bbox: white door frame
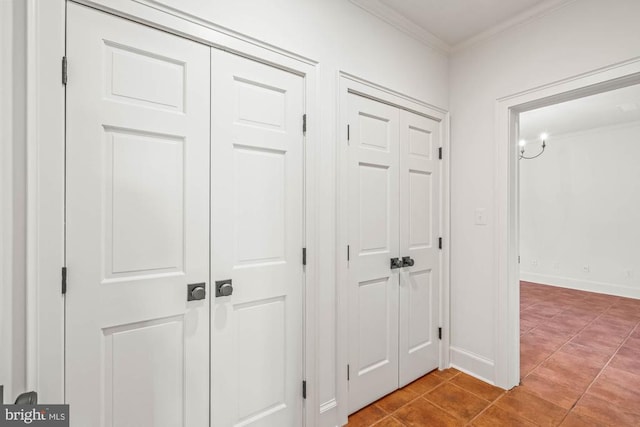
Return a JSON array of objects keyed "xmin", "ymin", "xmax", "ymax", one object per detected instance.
[
  {"xmin": 26, "ymin": 1, "xmax": 319, "ymax": 425},
  {"xmin": 494, "ymin": 57, "xmax": 640, "ymax": 389},
  {"xmin": 336, "ymin": 72, "xmax": 450, "ymax": 425}
]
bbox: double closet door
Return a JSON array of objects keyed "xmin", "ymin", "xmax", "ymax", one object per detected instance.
[
  {"xmin": 65, "ymin": 3, "xmax": 305, "ymax": 426},
  {"xmin": 347, "ymin": 93, "xmax": 441, "ymax": 413}
]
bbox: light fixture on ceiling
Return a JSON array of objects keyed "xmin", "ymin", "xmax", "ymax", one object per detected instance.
[{"xmin": 519, "ymin": 133, "xmax": 547, "ymax": 160}]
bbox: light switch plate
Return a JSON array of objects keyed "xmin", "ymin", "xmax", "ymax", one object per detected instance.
[{"xmin": 475, "ymin": 208, "xmax": 487, "ymax": 225}]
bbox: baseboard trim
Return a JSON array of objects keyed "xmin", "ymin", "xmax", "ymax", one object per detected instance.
[
  {"xmin": 449, "ymin": 347, "xmax": 495, "ymax": 385},
  {"xmin": 520, "ymin": 272, "xmax": 640, "ymax": 299}
]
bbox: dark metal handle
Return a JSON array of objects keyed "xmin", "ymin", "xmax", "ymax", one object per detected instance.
[
  {"xmin": 187, "ymin": 283, "xmax": 206, "ymax": 301},
  {"xmin": 216, "ymin": 279, "xmax": 233, "ymax": 297},
  {"xmin": 402, "ymin": 256, "xmax": 415, "ymax": 267},
  {"xmin": 390, "ymin": 257, "xmax": 402, "ymax": 269}
]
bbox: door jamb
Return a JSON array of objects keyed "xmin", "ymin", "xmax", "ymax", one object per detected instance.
[
  {"xmin": 494, "ymin": 58, "xmax": 640, "ymax": 389},
  {"xmin": 336, "ymin": 72, "xmax": 450, "ymax": 425},
  {"xmin": 28, "ymin": 2, "xmax": 319, "ymax": 426}
]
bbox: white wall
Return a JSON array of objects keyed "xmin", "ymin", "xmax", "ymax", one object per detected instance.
[
  {"xmin": 6, "ymin": 0, "xmax": 449, "ymax": 422},
  {"xmin": 1, "ymin": 0, "xmax": 27, "ymax": 404},
  {"xmin": 449, "ymin": 0, "xmax": 640, "ymax": 383},
  {"xmin": 520, "ymin": 122, "xmax": 640, "ymax": 298}
]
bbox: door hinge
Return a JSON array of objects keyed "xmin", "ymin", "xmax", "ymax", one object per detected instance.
[
  {"xmin": 62, "ymin": 56, "xmax": 68, "ymax": 85},
  {"xmin": 302, "ymin": 114, "xmax": 307, "ymax": 135},
  {"xmin": 438, "ymin": 237, "xmax": 442, "ymax": 250},
  {"xmin": 438, "ymin": 147, "xmax": 442, "ymax": 160},
  {"xmin": 518, "ymin": 255, "xmax": 521, "ymax": 264},
  {"xmin": 438, "ymin": 327, "xmax": 442, "ymax": 340},
  {"xmin": 347, "ymin": 364, "xmax": 350, "ymax": 381},
  {"xmin": 302, "ymin": 248, "xmax": 307, "ymax": 266},
  {"xmin": 347, "ymin": 245, "xmax": 350, "ymax": 261},
  {"xmin": 347, "ymin": 124, "xmax": 350, "ymax": 142},
  {"xmin": 302, "ymin": 380, "xmax": 307, "ymax": 399},
  {"xmin": 61, "ymin": 267, "xmax": 67, "ymax": 294}
]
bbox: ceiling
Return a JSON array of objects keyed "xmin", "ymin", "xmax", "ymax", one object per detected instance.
[
  {"xmin": 520, "ymin": 84, "xmax": 640, "ymax": 142},
  {"xmin": 350, "ymin": 0, "xmax": 574, "ymax": 50}
]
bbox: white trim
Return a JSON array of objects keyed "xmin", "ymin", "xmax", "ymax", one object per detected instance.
[
  {"xmin": 450, "ymin": 347, "xmax": 495, "ymax": 384},
  {"xmin": 26, "ymin": 0, "xmax": 66, "ymax": 403},
  {"xmin": 525, "ymin": 118, "xmax": 640, "ymax": 143},
  {"xmin": 302, "ymin": 57, "xmax": 320, "ymax": 427},
  {"xmin": 348, "ymin": 0, "xmax": 576, "ymax": 55},
  {"xmin": 494, "ymin": 56, "xmax": 640, "ymax": 389},
  {"xmin": 452, "ymin": 0, "xmax": 576, "ymax": 52},
  {"xmin": 440, "ymin": 112, "xmax": 451, "ymax": 371},
  {"xmin": 348, "ymin": 0, "xmax": 450, "ymax": 54},
  {"xmin": 1, "ymin": 0, "xmax": 15, "ymax": 403},
  {"xmin": 520, "ymin": 272, "xmax": 640, "ymax": 300},
  {"xmin": 336, "ymin": 72, "xmax": 450, "ymax": 424},
  {"xmin": 74, "ymin": 0, "xmax": 317, "ymax": 68}
]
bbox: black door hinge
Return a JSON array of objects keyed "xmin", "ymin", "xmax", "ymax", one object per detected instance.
[
  {"xmin": 302, "ymin": 380, "xmax": 307, "ymax": 399},
  {"xmin": 438, "ymin": 147, "xmax": 442, "ymax": 160},
  {"xmin": 62, "ymin": 56, "xmax": 68, "ymax": 85},
  {"xmin": 438, "ymin": 237, "xmax": 442, "ymax": 250},
  {"xmin": 302, "ymin": 114, "xmax": 307, "ymax": 135},
  {"xmin": 61, "ymin": 267, "xmax": 67, "ymax": 294},
  {"xmin": 347, "ymin": 245, "xmax": 350, "ymax": 261},
  {"xmin": 347, "ymin": 124, "xmax": 350, "ymax": 141},
  {"xmin": 302, "ymin": 248, "xmax": 307, "ymax": 266},
  {"xmin": 347, "ymin": 364, "xmax": 350, "ymax": 381},
  {"xmin": 438, "ymin": 327, "xmax": 442, "ymax": 340}
]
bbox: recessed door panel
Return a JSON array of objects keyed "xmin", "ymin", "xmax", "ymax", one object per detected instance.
[
  {"xmin": 66, "ymin": 4, "xmax": 210, "ymax": 426},
  {"xmin": 211, "ymin": 48, "xmax": 304, "ymax": 427},
  {"xmin": 107, "ymin": 317, "xmax": 185, "ymax": 427}
]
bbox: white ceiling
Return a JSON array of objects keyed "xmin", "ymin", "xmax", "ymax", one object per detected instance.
[
  {"xmin": 350, "ymin": 0, "xmax": 574, "ymax": 50},
  {"xmin": 520, "ymin": 84, "xmax": 640, "ymax": 142}
]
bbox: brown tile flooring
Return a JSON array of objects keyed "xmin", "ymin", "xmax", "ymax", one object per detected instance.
[{"xmin": 347, "ymin": 281, "xmax": 640, "ymax": 426}]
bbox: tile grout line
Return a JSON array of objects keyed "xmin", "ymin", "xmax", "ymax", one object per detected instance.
[
  {"xmin": 520, "ymin": 298, "xmax": 616, "ymax": 383},
  {"xmin": 519, "ymin": 287, "xmax": 626, "ymax": 426},
  {"xmin": 569, "ymin": 320, "xmax": 640, "ymax": 414},
  {"xmin": 370, "ymin": 371, "xmax": 460, "ymax": 427},
  {"xmin": 557, "ymin": 319, "xmax": 640, "ymax": 426},
  {"xmin": 522, "ymin": 286, "xmax": 640, "ymax": 426}
]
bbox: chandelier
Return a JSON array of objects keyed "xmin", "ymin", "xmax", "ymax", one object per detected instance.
[{"xmin": 519, "ymin": 133, "xmax": 547, "ymax": 160}]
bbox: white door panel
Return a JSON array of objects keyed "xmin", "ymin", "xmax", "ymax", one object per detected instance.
[
  {"xmin": 66, "ymin": 4, "xmax": 210, "ymax": 426},
  {"xmin": 348, "ymin": 94, "xmax": 400, "ymax": 413},
  {"xmin": 399, "ymin": 111, "xmax": 441, "ymax": 387},
  {"xmin": 210, "ymin": 49, "xmax": 305, "ymax": 427}
]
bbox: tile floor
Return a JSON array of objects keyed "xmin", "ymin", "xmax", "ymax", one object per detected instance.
[{"xmin": 347, "ymin": 281, "xmax": 640, "ymax": 426}]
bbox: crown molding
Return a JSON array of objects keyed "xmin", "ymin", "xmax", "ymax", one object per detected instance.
[
  {"xmin": 351, "ymin": 0, "xmax": 576, "ymax": 56},
  {"xmin": 349, "ymin": 0, "xmax": 450, "ymax": 54},
  {"xmin": 452, "ymin": 0, "xmax": 577, "ymax": 52}
]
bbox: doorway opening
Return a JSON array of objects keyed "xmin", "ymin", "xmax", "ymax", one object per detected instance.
[{"xmin": 494, "ymin": 60, "xmax": 640, "ymax": 391}]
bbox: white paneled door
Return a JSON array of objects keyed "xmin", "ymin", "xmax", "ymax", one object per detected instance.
[
  {"xmin": 348, "ymin": 94, "xmax": 441, "ymax": 413},
  {"xmin": 66, "ymin": 4, "xmax": 210, "ymax": 426},
  {"xmin": 347, "ymin": 95, "xmax": 401, "ymax": 413},
  {"xmin": 398, "ymin": 111, "xmax": 441, "ymax": 387},
  {"xmin": 210, "ymin": 49, "xmax": 305, "ymax": 426}
]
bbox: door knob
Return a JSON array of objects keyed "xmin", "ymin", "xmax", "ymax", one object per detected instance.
[
  {"xmin": 402, "ymin": 256, "xmax": 415, "ymax": 267},
  {"xmin": 215, "ymin": 279, "xmax": 233, "ymax": 297},
  {"xmin": 187, "ymin": 283, "xmax": 206, "ymax": 301},
  {"xmin": 390, "ymin": 257, "xmax": 402, "ymax": 269}
]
